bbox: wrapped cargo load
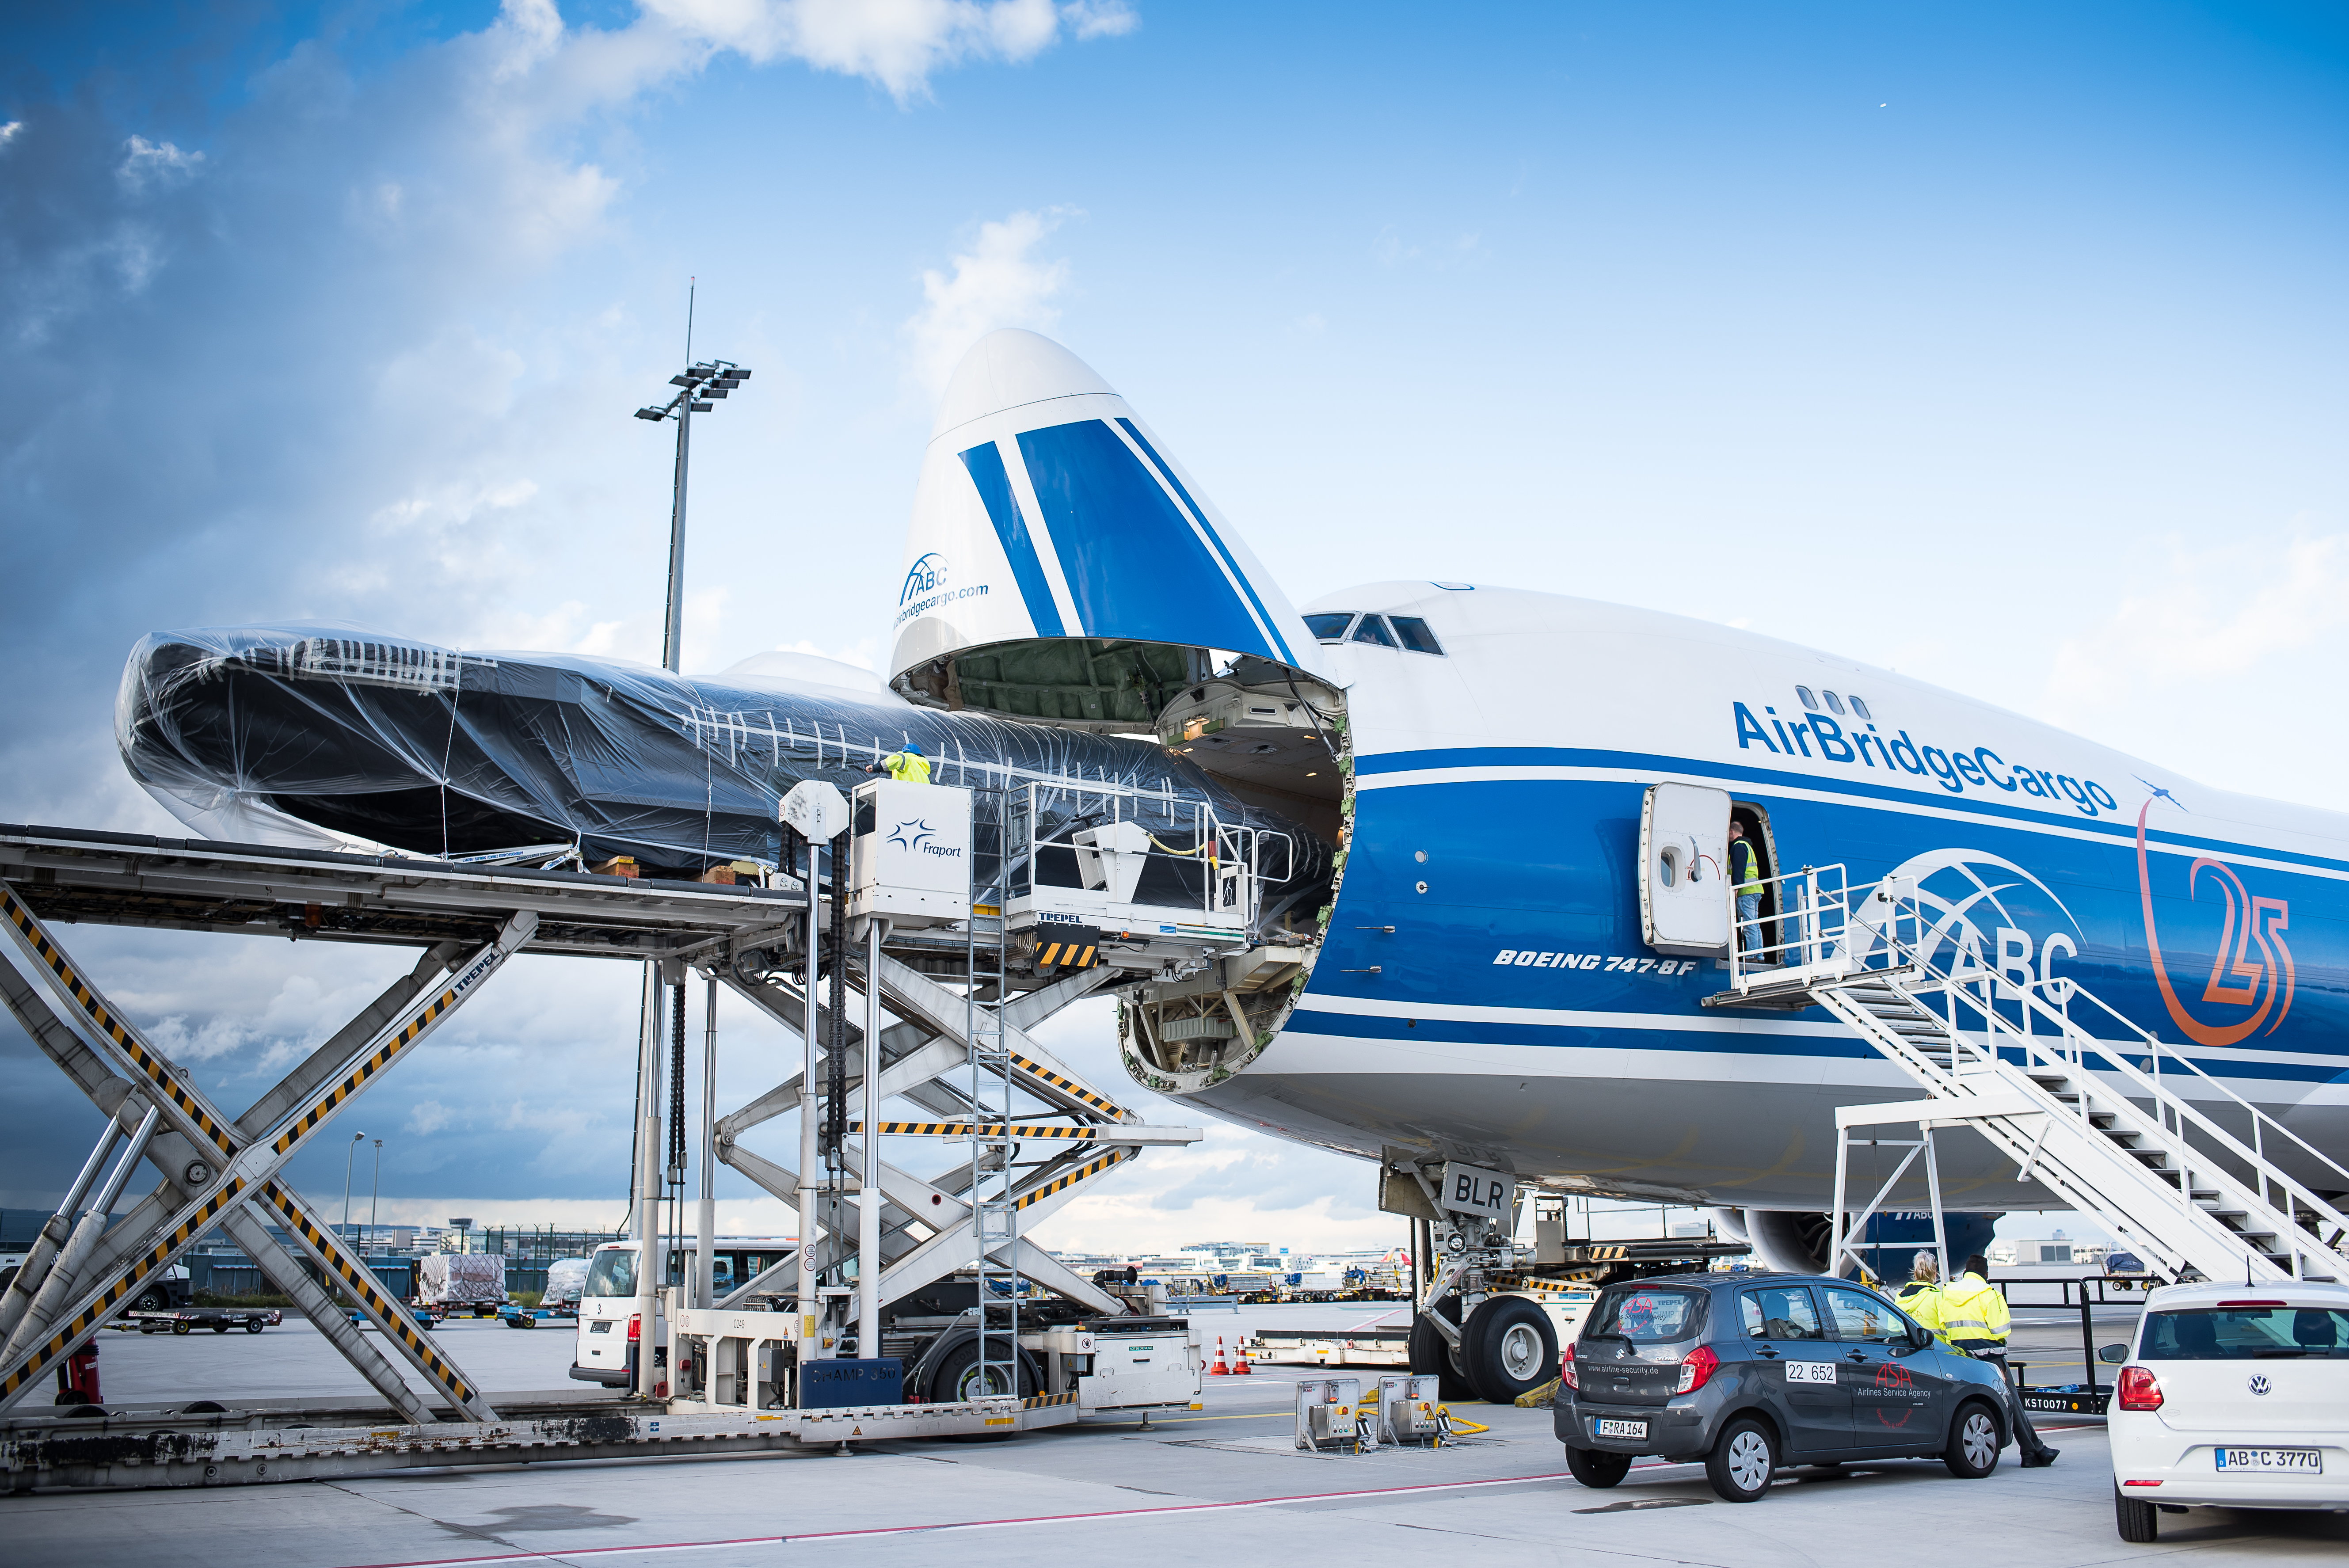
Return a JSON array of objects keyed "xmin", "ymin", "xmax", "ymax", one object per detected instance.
[
  {"xmin": 416, "ymin": 1251, "xmax": 509, "ymax": 1309},
  {"xmin": 114, "ymin": 625, "xmax": 1334, "ymax": 925}
]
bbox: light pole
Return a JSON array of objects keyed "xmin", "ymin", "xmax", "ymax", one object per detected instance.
[
  {"xmin": 368, "ymin": 1138, "xmax": 383, "ymax": 1251},
  {"xmin": 343, "ymin": 1130, "xmax": 366, "ymax": 1243},
  {"xmin": 633, "ymin": 287, "xmax": 752, "ymax": 674}
]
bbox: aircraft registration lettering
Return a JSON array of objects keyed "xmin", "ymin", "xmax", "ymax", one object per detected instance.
[{"xmin": 1492, "ymin": 951, "xmax": 1699, "ymax": 976}]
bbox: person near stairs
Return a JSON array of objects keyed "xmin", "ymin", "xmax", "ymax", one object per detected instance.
[
  {"xmin": 1728, "ymin": 819, "xmax": 1767, "ymax": 961},
  {"xmin": 1940, "ymin": 1253, "xmax": 2060, "ymax": 1467},
  {"xmin": 1894, "ymin": 1250, "xmax": 1944, "ymax": 1324}
]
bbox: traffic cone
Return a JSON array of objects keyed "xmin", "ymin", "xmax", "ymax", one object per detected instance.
[
  {"xmin": 1210, "ymin": 1336, "xmax": 1230, "ymax": 1375},
  {"xmin": 1232, "ymin": 1340, "xmax": 1253, "ymax": 1375}
]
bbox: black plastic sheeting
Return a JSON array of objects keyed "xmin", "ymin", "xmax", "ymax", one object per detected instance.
[{"xmin": 118, "ymin": 625, "xmax": 1333, "ymax": 915}]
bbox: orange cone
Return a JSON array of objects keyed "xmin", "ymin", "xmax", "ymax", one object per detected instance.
[
  {"xmin": 1210, "ymin": 1336, "xmax": 1230, "ymax": 1375},
  {"xmin": 1232, "ymin": 1340, "xmax": 1253, "ymax": 1374}
]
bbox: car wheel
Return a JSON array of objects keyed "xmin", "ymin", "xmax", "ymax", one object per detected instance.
[
  {"xmin": 172, "ymin": 1321, "xmax": 192, "ymax": 1336},
  {"xmin": 1705, "ymin": 1416, "xmax": 1777, "ymax": 1503},
  {"xmin": 1565, "ymin": 1445, "xmax": 1633, "ymax": 1488},
  {"xmin": 1462, "ymin": 1296, "xmax": 1558, "ymax": 1405},
  {"xmin": 244, "ymin": 1319, "xmax": 264, "ymax": 1334},
  {"xmin": 2114, "ymin": 1484, "xmax": 2159, "ymax": 1542},
  {"xmin": 1406, "ymin": 1312, "xmax": 1477, "ymax": 1404},
  {"xmin": 130, "ymin": 1286, "xmax": 168, "ymax": 1313},
  {"xmin": 1942, "ymin": 1400, "xmax": 2001, "ymax": 1479}
]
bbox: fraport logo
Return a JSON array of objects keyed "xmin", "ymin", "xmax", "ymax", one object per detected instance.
[{"xmin": 887, "ymin": 820, "xmax": 963, "ymax": 859}]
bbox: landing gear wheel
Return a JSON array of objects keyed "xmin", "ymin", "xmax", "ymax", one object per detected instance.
[
  {"xmin": 1705, "ymin": 1416, "xmax": 1778, "ymax": 1503},
  {"xmin": 2114, "ymin": 1484, "xmax": 2159, "ymax": 1542},
  {"xmin": 1565, "ymin": 1445, "xmax": 1633, "ymax": 1488},
  {"xmin": 1942, "ymin": 1400, "xmax": 2001, "ymax": 1479},
  {"xmin": 1406, "ymin": 1312, "xmax": 1475, "ymax": 1404},
  {"xmin": 1461, "ymin": 1296, "xmax": 1557, "ymax": 1404}
]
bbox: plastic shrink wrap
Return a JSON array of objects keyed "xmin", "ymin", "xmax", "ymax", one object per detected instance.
[{"xmin": 118, "ymin": 625, "xmax": 1332, "ymax": 918}]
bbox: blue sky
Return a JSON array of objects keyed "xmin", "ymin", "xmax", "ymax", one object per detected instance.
[{"xmin": 2, "ymin": 2, "xmax": 2344, "ymax": 1252}]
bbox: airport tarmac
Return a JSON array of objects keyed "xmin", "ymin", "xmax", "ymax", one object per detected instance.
[{"xmin": 16, "ymin": 1300, "xmax": 2345, "ymax": 1566}]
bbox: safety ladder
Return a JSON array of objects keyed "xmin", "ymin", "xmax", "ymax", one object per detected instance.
[
  {"xmin": 967, "ymin": 788, "xmax": 1021, "ymax": 1396},
  {"xmin": 1717, "ymin": 866, "xmax": 2349, "ymax": 1286}
]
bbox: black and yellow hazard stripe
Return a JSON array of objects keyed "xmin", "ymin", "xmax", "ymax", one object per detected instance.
[
  {"xmin": 849, "ymin": 1121, "xmax": 1104, "ymax": 1140},
  {"xmin": 1034, "ymin": 940, "xmax": 1099, "ymax": 971},
  {"xmin": 1007, "ymin": 1050, "xmax": 1128, "ymax": 1123},
  {"xmin": 2, "ymin": 883, "xmax": 238, "ymax": 1160},
  {"xmin": 259, "ymin": 1181, "xmax": 475, "ymax": 1406},
  {"xmin": 1013, "ymin": 1147, "xmax": 1129, "ymax": 1210},
  {"xmin": 0, "ymin": 1177, "xmax": 246, "ymax": 1400},
  {"xmin": 270, "ymin": 948, "xmax": 492, "ymax": 1158},
  {"xmin": 1020, "ymin": 1391, "xmax": 1079, "ymax": 1409}
]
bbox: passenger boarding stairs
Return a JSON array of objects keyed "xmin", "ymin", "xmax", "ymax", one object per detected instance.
[{"xmin": 1714, "ymin": 867, "xmax": 2349, "ymax": 1286}]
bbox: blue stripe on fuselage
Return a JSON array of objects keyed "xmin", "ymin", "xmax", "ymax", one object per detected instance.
[
  {"xmin": 957, "ymin": 441, "xmax": 1066, "ymax": 639},
  {"xmin": 1303, "ymin": 767, "xmax": 2349, "ymax": 1088}
]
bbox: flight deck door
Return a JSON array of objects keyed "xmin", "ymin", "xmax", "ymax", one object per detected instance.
[{"xmin": 1639, "ymin": 783, "xmax": 1732, "ymax": 957}]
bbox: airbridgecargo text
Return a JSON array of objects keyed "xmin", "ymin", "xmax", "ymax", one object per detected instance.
[{"xmin": 1732, "ymin": 701, "xmax": 2119, "ymax": 817}]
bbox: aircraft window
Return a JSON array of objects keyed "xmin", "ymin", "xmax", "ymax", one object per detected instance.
[
  {"xmin": 1795, "ymin": 686, "xmax": 1819, "ymax": 711},
  {"xmin": 1303, "ymin": 613, "xmax": 1355, "ymax": 643},
  {"xmin": 1352, "ymin": 616, "xmax": 1398, "ymax": 648},
  {"xmin": 1850, "ymin": 696, "xmax": 1873, "ymax": 721},
  {"xmin": 1390, "ymin": 617, "xmax": 1444, "ymax": 655},
  {"xmin": 1823, "ymin": 691, "xmax": 1845, "ymax": 715}
]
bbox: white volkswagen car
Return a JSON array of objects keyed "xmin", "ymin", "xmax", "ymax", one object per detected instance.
[{"xmin": 2106, "ymin": 1280, "xmax": 2349, "ymax": 1541}]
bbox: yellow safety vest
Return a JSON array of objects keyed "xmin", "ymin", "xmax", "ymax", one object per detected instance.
[
  {"xmin": 1730, "ymin": 838, "xmax": 1763, "ymax": 893},
  {"xmin": 1896, "ymin": 1281, "xmax": 1946, "ymax": 1339},
  {"xmin": 882, "ymin": 751, "xmax": 932, "ymax": 784},
  {"xmin": 1937, "ymin": 1273, "xmax": 2010, "ymax": 1350}
]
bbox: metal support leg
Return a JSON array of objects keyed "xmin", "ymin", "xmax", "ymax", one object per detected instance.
[
  {"xmin": 0, "ymin": 1117, "xmax": 122, "ymax": 1340},
  {"xmin": 859, "ymin": 921, "xmax": 883, "ymax": 1361},
  {"xmin": 2, "ymin": 1108, "xmax": 157, "ymax": 1365},
  {"xmin": 218, "ymin": 1205, "xmax": 436, "ymax": 1426},
  {"xmin": 796, "ymin": 863, "xmax": 822, "ymax": 1385},
  {"xmin": 697, "ymin": 974, "xmax": 716, "ymax": 1312},
  {"xmin": 633, "ymin": 965, "xmax": 663, "ymax": 1399}
]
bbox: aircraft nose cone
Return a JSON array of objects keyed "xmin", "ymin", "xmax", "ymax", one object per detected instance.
[{"xmin": 929, "ymin": 328, "xmax": 1118, "ymax": 443}]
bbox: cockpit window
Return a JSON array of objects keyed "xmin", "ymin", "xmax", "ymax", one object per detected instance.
[
  {"xmin": 1303, "ymin": 613, "xmax": 1355, "ymax": 643},
  {"xmin": 1390, "ymin": 617, "xmax": 1444, "ymax": 655},
  {"xmin": 1351, "ymin": 615, "xmax": 1399, "ymax": 648}
]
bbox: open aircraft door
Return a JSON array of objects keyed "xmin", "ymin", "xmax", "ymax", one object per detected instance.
[
  {"xmin": 1640, "ymin": 782, "xmax": 1732, "ymax": 957},
  {"xmin": 889, "ymin": 329, "xmax": 1325, "ymax": 729}
]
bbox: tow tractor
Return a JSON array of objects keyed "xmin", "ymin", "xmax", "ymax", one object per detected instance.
[{"xmin": 118, "ymin": 1308, "xmax": 282, "ymax": 1336}]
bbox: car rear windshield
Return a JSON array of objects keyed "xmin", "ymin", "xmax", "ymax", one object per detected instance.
[
  {"xmin": 2141, "ymin": 1305, "xmax": 2349, "ymax": 1359},
  {"xmin": 1586, "ymin": 1286, "xmax": 1708, "ymax": 1343},
  {"xmin": 582, "ymin": 1248, "xmax": 638, "ymax": 1298}
]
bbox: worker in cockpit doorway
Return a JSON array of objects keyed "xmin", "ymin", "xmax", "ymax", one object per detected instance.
[
  {"xmin": 1728, "ymin": 819, "xmax": 1767, "ymax": 962},
  {"xmin": 865, "ymin": 742, "xmax": 932, "ymax": 783}
]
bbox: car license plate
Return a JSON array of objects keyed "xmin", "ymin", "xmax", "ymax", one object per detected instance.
[
  {"xmin": 2215, "ymin": 1448, "xmax": 2321, "ymax": 1473},
  {"xmin": 1594, "ymin": 1418, "xmax": 1648, "ymax": 1440}
]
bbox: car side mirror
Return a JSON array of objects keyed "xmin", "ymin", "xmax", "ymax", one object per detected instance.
[{"xmin": 2099, "ymin": 1343, "xmax": 2129, "ymax": 1364}]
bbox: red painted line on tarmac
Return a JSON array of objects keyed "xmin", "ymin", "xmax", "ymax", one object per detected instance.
[{"xmin": 343, "ymin": 1467, "xmax": 1588, "ymax": 1567}]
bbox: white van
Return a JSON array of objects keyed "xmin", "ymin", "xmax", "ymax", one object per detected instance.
[{"xmin": 568, "ymin": 1237, "xmax": 796, "ymax": 1389}]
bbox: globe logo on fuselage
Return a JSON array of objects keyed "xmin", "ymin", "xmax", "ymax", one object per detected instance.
[{"xmin": 900, "ymin": 553, "xmax": 948, "ymax": 606}]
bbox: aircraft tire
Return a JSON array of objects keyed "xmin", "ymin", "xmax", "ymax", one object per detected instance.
[
  {"xmin": 1460, "ymin": 1295, "xmax": 1557, "ymax": 1404},
  {"xmin": 1406, "ymin": 1312, "xmax": 1476, "ymax": 1404}
]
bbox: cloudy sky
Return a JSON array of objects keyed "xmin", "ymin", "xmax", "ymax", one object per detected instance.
[{"xmin": 2, "ymin": 2, "xmax": 2344, "ymax": 1254}]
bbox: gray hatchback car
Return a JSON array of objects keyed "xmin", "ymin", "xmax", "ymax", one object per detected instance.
[{"xmin": 1553, "ymin": 1271, "xmax": 2016, "ymax": 1502}]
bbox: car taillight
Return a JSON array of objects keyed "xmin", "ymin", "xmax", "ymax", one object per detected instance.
[
  {"xmin": 1560, "ymin": 1340, "xmax": 1577, "ymax": 1391},
  {"xmin": 627, "ymin": 1313, "xmax": 641, "ymax": 1343},
  {"xmin": 2117, "ymin": 1366, "xmax": 2162, "ymax": 1411},
  {"xmin": 1677, "ymin": 1344, "xmax": 1718, "ymax": 1394}
]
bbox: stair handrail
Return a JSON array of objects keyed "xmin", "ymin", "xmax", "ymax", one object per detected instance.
[{"xmin": 1869, "ymin": 884, "xmax": 2349, "ymax": 1273}]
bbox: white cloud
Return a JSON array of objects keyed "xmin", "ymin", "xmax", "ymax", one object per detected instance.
[
  {"xmin": 0, "ymin": 122, "xmax": 23, "ymax": 150},
  {"xmin": 117, "ymin": 135, "xmax": 206, "ymax": 193},
  {"xmin": 640, "ymin": 0, "xmax": 1117, "ymax": 102},
  {"xmin": 903, "ymin": 208, "xmax": 1076, "ymax": 395},
  {"xmin": 409, "ymin": 1100, "xmax": 457, "ymax": 1136}
]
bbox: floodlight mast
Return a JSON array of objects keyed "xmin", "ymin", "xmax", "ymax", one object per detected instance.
[{"xmin": 632, "ymin": 283, "xmax": 753, "ymax": 674}]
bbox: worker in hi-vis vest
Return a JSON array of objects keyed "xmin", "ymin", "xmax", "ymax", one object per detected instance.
[
  {"xmin": 1727, "ymin": 819, "xmax": 1766, "ymax": 960},
  {"xmin": 865, "ymin": 742, "xmax": 931, "ymax": 784},
  {"xmin": 1941, "ymin": 1253, "xmax": 2060, "ymax": 1468}
]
